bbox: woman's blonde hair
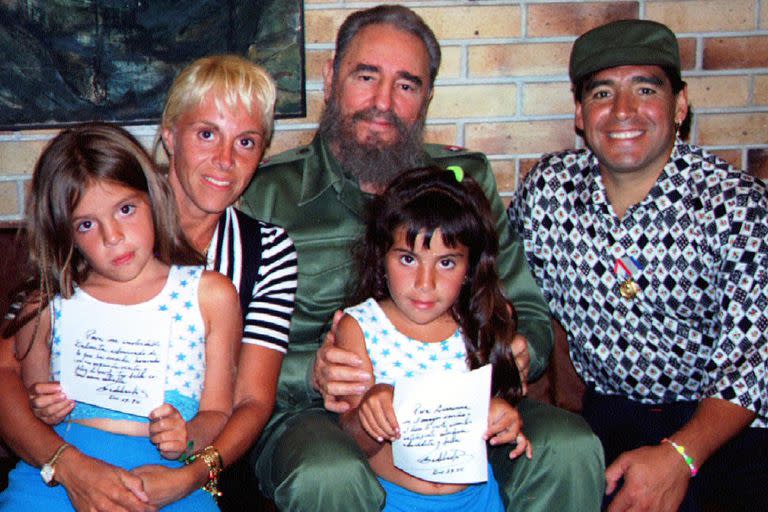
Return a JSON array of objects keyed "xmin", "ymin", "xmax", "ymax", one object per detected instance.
[{"xmin": 160, "ymin": 55, "xmax": 277, "ymax": 146}]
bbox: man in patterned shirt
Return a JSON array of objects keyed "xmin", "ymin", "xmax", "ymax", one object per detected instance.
[{"xmin": 509, "ymin": 19, "xmax": 768, "ymax": 512}]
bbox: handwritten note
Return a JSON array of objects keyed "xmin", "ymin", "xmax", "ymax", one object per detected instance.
[
  {"xmin": 58, "ymin": 299, "xmax": 170, "ymax": 417},
  {"xmin": 392, "ymin": 364, "xmax": 491, "ymax": 484}
]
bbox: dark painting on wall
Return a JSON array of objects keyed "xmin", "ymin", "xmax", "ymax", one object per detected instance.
[{"xmin": 0, "ymin": 0, "xmax": 305, "ymax": 130}]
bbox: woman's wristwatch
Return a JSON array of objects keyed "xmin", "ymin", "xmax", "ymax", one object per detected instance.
[{"xmin": 40, "ymin": 442, "xmax": 72, "ymax": 486}]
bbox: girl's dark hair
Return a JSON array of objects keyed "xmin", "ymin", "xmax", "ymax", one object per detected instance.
[
  {"xmin": 352, "ymin": 166, "xmax": 522, "ymax": 404},
  {"xmin": 3, "ymin": 123, "xmax": 203, "ymax": 344}
]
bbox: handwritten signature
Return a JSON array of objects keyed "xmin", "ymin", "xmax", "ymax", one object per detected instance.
[{"xmin": 418, "ymin": 448, "xmax": 472, "ymax": 467}]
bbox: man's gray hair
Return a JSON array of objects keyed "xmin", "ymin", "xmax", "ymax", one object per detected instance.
[{"xmin": 333, "ymin": 5, "xmax": 441, "ymax": 88}]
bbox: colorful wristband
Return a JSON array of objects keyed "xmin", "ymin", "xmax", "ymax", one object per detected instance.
[
  {"xmin": 662, "ymin": 438, "xmax": 698, "ymax": 477},
  {"xmin": 185, "ymin": 445, "xmax": 224, "ymax": 500}
]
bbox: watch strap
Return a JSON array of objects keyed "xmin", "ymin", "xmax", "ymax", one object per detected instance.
[{"xmin": 40, "ymin": 442, "xmax": 72, "ymax": 487}]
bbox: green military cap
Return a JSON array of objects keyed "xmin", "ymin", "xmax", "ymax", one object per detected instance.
[{"xmin": 569, "ymin": 19, "xmax": 680, "ymax": 86}]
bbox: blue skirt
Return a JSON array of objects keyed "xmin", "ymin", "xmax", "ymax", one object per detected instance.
[
  {"xmin": 378, "ymin": 464, "xmax": 504, "ymax": 512},
  {"xmin": 0, "ymin": 422, "xmax": 218, "ymax": 511}
]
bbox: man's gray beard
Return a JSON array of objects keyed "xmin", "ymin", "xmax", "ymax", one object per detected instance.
[{"xmin": 318, "ymin": 92, "xmax": 426, "ymax": 190}]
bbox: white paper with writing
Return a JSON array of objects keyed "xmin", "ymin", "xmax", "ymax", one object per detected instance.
[
  {"xmin": 58, "ymin": 300, "xmax": 170, "ymax": 417},
  {"xmin": 392, "ymin": 364, "xmax": 491, "ymax": 484}
]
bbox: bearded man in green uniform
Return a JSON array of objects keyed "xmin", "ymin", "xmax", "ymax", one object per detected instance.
[{"xmin": 240, "ymin": 5, "xmax": 604, "ymax": 511}]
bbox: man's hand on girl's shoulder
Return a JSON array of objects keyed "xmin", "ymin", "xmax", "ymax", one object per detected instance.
[{"xmin": 313, "ymin": 310, "xmax": 372, "ymax": 413}]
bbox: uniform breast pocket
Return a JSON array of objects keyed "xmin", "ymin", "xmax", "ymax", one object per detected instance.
[{"xmin": 293, "ymin": 236, "xmax": 359, "ymax": 331}]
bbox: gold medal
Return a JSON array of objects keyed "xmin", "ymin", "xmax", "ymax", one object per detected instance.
[{"xmin": 619, "ymin": 279, "xmax": 640, "ymax": 299}]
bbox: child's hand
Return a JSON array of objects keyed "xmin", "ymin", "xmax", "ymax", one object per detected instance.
[
  {"xmin": 28, "ymin": 381, "xmax": 75, "ymax": 425},
  {"xmin": 484, "ymin": 397, "xmax": 533, "ymax": 460},
  {"xmin": 148, "ymin": 404, "xmax": 188, "ymax": 460},
  {"xmin": 358, "ymin": 383, "xmax": 399, "ymax": 443}
]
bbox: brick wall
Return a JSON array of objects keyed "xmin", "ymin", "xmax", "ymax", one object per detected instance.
[{"xmin": 2, "ymin": 0, "xmax": 768, "ymax": 224}]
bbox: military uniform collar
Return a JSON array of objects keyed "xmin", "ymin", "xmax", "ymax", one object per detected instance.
[
  {"xmin": 299, "ymin": 135, "xmax": 443, "ymax": 214},
  {"xmin": 297, "ymin": 135, "xmax": 340, "ymax": 206},
  {"xmin": 300, "ymin": 134, "xmax": 372, "ymax": 219}
]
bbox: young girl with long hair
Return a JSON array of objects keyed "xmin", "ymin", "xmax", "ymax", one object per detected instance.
[
  {"xmin": 336, "ymin": 166, "xmax": 532, "ymax": 512},
  {"xmin": 0, "ymin": 123, "xmax": 241, "ymax": 511}
]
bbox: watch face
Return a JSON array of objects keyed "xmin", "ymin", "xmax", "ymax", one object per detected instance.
[{"xmin": 40, "ymin": 463, "xmax": 55, "ymax": 485}]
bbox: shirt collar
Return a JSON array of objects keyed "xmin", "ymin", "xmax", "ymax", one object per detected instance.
[
  {"xmin": 298, "ymin": 134, "xmax": 341, "ymax": 206},
  {"xmin": 582, "ymin": 151, "xmax": 610, "ymax": 209},
  {"xmin": 298, "ymin": 134, "xmax": 371, "ymax": 219},
  {"xmin": 584, "ymin": 138, "xmax": 687, "ymax": 215}
]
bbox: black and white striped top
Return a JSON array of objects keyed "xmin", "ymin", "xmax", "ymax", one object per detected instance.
[{"xmin": 208, "ymin": 207, "xmax": 297, "ymax": 353}]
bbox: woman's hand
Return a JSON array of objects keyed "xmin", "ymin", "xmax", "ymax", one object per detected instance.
[
  {"xmin": 28, "ymin": 381, "xmax": 74, "ymax": 425},
  {"xmin": 56, "ymin": 448, "xmax": 157, "ymax": 512},
  {"xmin": 358, "ymin": 383, "xmax": 399, "ymax": 443},
  {"xmin": 132, "ymin": 463, "xmax": 205, "ymax": 508},
  {"xmin": 149, "ymin": 404, "xmax": 188, "ymax": 460},
  {"xmin": 485, "ymin": 397, "xmax": 532, "ymax": 460}
]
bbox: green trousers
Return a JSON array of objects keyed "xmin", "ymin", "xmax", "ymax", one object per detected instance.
[{"xmin": 250, "ymin": 399, "xmax": 604, "ymax": 511}]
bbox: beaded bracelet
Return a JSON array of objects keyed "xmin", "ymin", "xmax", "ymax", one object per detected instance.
[
  {"xmin": 177, "ymin": 440, "xmax": 195, "ymax": 463},
  {"xmin": 662, "ymin": 438, "xmax": 698, "ymax": 477},
  {"xmin": 185, "ymin": 445, "xmax": 224, "ymax": 500}
]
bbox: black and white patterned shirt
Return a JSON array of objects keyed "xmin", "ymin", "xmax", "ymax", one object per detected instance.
[
  {"xmin": 208, "ymin": 207, "xmax": 297, "ymax": 353},
  {"xmin": 509, "ymin": 140, "xmax": 768, "ymax": 427}
]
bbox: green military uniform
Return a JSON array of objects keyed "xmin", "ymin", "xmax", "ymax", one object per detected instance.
[{"xmin": 240, "ymin": 134, "xmax": 604, "ymax": 511}]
